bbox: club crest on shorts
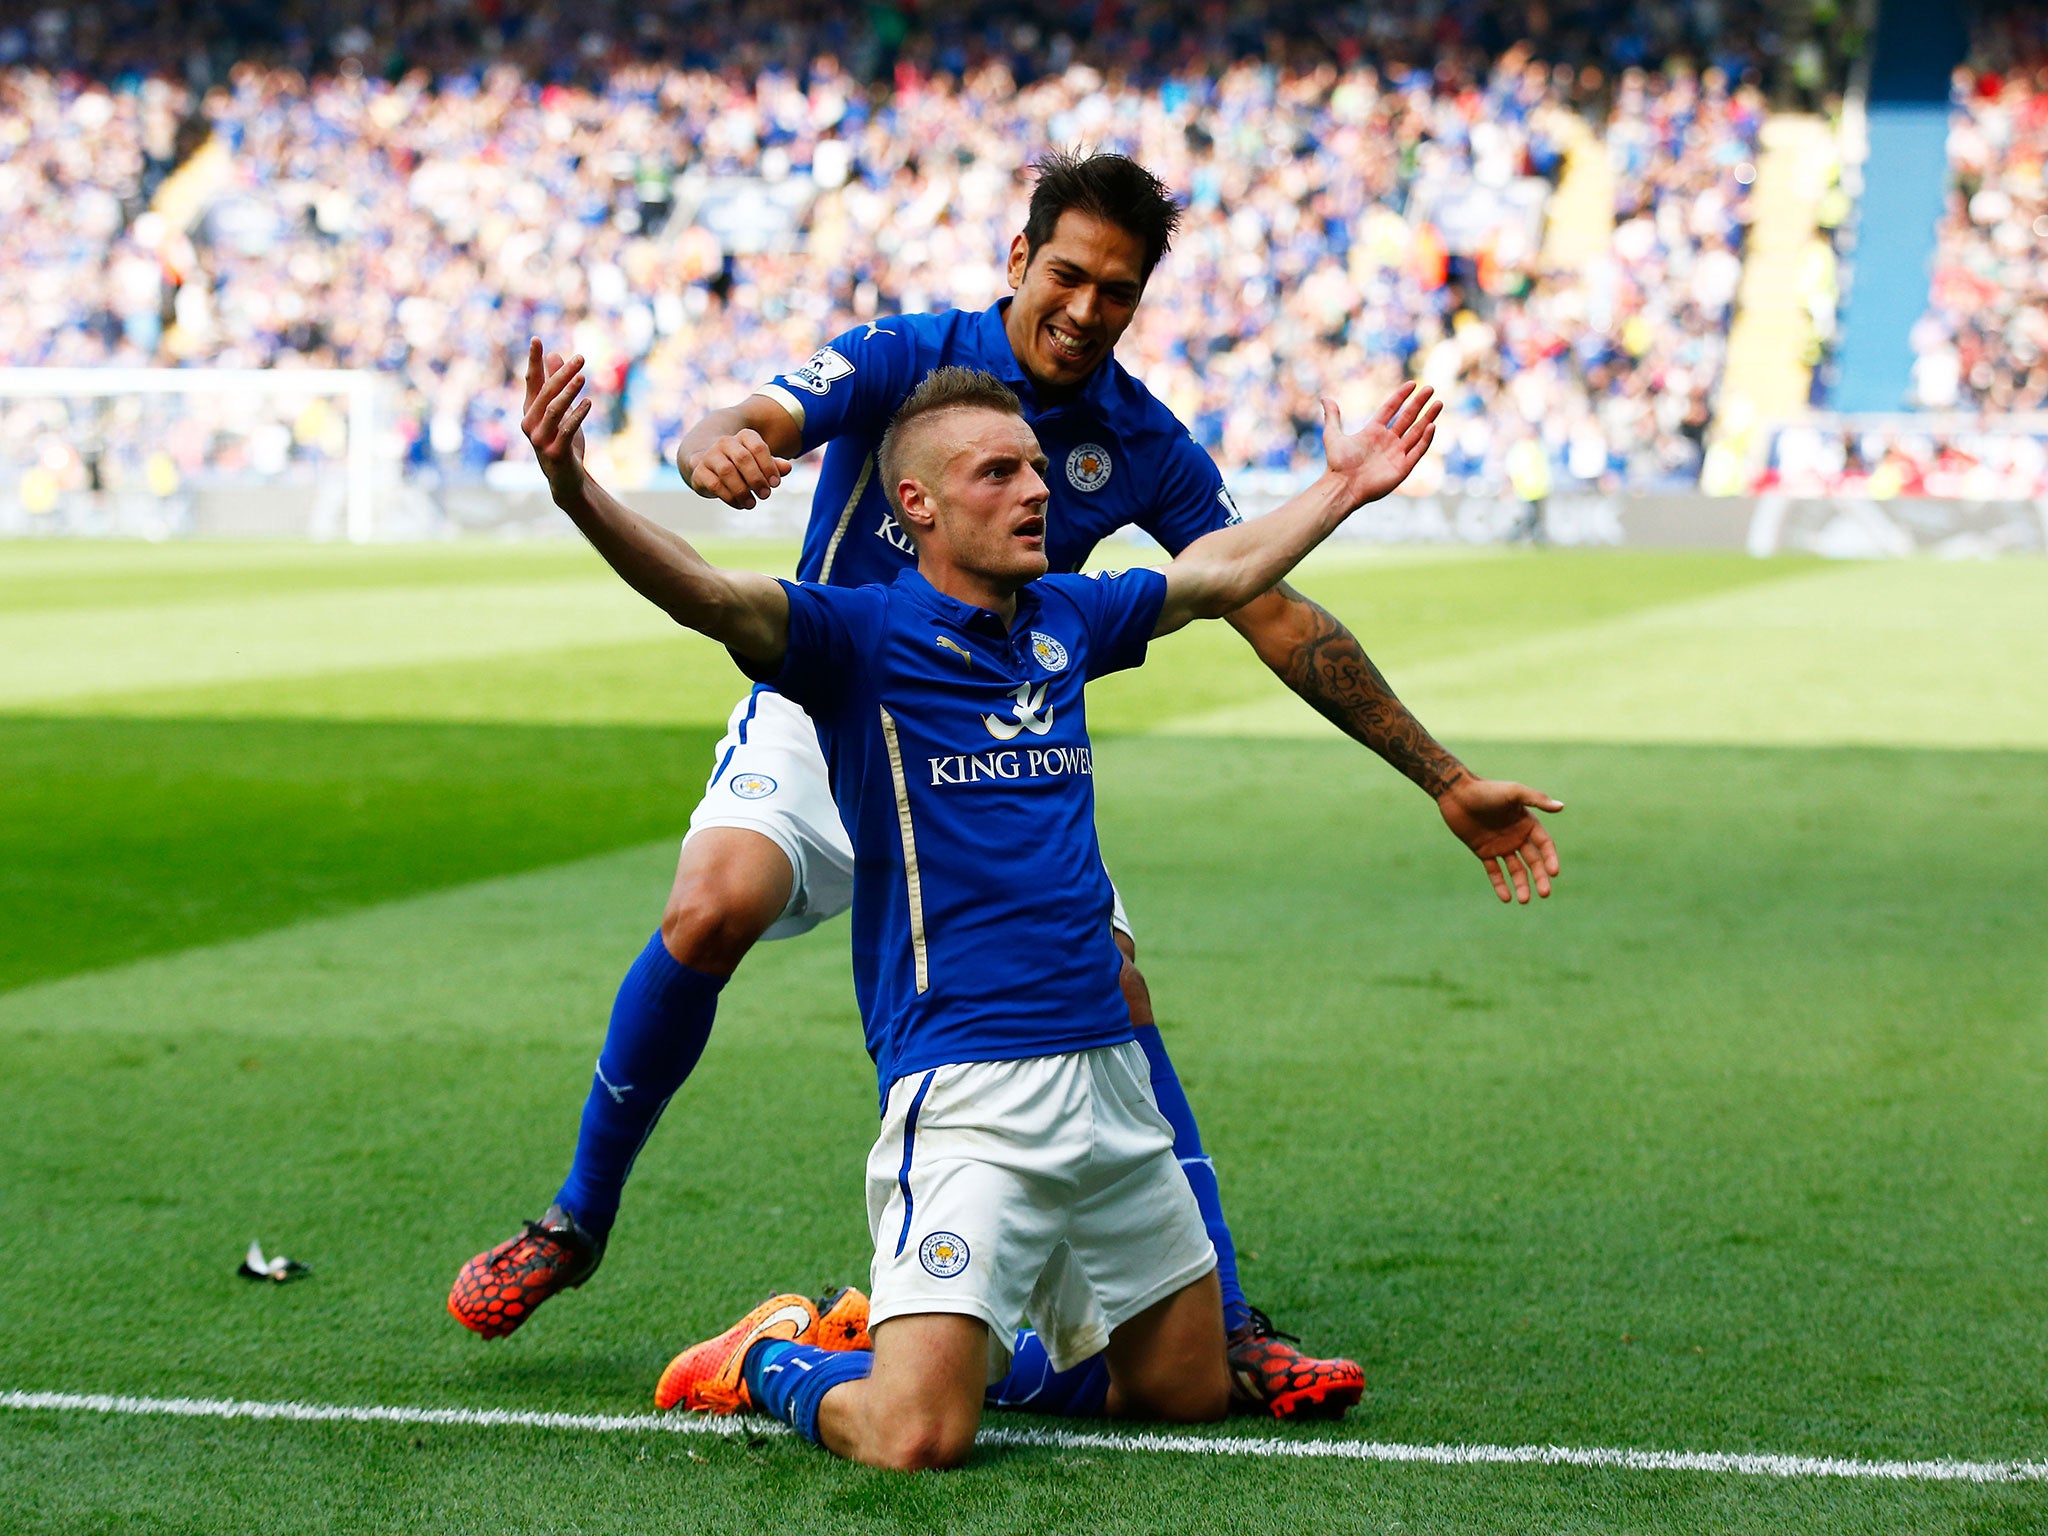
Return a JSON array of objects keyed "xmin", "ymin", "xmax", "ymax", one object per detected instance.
[
  {"xmin": 1028, "ymin": 630, "xmax": 1069, "ymax": 672},
  {"xmin": 728, "ymin": 773, "xmax": 778, "ymax": 800},
  {"xmin": 918, "ymin": 1231, "xmax": 970, "ymax": 1279},
  {"xmin": 1066, "ymin": 443, "xmax": 1112, "ymax": 492}
]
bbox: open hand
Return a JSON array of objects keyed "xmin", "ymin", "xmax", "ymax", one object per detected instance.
[
  {"xmin": 1323, "ymin": 382, "xmax": 1441, "ymax": 508},
  {"xmin": 1436, "ymin": 776, "xmax": 1564, "ymax": 903},
  {"xmin": 522, "ymin": 339, "xmax": 591, "ymax": 490}
]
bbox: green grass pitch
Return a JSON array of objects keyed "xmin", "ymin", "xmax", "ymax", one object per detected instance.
[{"xmin": 3, "ymin": 538, "xmax": 2045, "ymax": 1534}]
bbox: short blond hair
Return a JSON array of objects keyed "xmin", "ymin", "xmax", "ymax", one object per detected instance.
[{"xmin": 877, "ymin": 366, "xmax": 1025, "ymax": 520}]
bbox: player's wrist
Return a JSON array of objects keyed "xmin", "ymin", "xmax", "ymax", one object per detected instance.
[
  {"xmin": 1428, "ymin": 763, "xmax": 1473, "ymax": 801},
  {"xmin": 1310, "ymin": 468, "xmax": 1367, "ymax": 517},
  {"xmin": 544, "ymin": 458, "xmax": 589, "ymax": 508}
]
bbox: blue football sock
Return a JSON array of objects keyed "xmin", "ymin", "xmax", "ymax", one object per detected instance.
[
  {"xmin": 1133, "ymin": 1024, "xmax": 1250, "ymax": 1334},
  {"xmin": 553, "ymin": 932, "xmax": 723, "ymax": 1239},
  {"xmin": 984, "ymin": 1329, "xmax": 1111, "ymax": 1417},
  {"xmin": 745, "ymin": 1341, "xmax": 872, "ymax": 1446}
]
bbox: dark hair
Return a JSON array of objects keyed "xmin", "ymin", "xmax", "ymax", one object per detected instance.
[
  {"xmin": 877, "ymin": 366, "xmax": 1025, "ymax": 520},
  {"xmin": 1021, "ymin": 149, "xmax": 1181, "ymax": 283}
]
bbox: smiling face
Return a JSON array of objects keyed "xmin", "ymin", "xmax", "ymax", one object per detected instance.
[
  {"xmin": 1003, "ymin": 210, "xmax": 1147, "ymax": 394},
  {"xmin": 893, "ymin": 405, "xmax": 1052, "ymax": 599}
]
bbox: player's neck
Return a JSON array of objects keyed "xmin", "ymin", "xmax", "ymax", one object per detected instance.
[
  {"xmin": 915, "ymin": 556, "xmax": 1022, "ymax": 630},
  {"xmin": 1019, "ymin": 366, "xmax": 1083, "ymax": 403}
]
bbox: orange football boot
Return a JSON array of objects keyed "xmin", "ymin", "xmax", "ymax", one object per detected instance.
[
  {"xmin": 654, "ymin": 1294, "xmax": 820, "ymax": 1412},
  {"xmin": 448, "ymin": 1204, "xmax": 604, "ymax": 1340},
  {"xmin": 811, "ymin": 1286, "xmax": 872, "ymax": 1352},
  {"xmin": 1227, "ymin": 1308, "xmax": 1365, "ymax": 1420}
]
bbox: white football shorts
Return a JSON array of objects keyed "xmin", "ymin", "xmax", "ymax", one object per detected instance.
[
  {"xmin": 864, "ymin": 1042, "xmax": 1216, "ymax": 1374},
  {"xmin": 685, "ymin": 687, "xmax": 1132, "ymax": 944},
  {"xmin": 684, "ymin": 687, "xmax": 856, "ymax": 941}
]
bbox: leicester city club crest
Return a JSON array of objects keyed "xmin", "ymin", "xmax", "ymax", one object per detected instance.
[
  {"xmin": 1065, "ymin": 443, "xmax": 1112, "ymax": 493},
  {"xmin": 1028, "ymin": 630, "xmax": 1069, "ymax": 672},
  {"xmin": 729, "ymin": 773, "xmax": 778, "ymax": 800},
  {"xmin": 918, "ymin": 1231, "xmax": 970, "ymax": 1278}
]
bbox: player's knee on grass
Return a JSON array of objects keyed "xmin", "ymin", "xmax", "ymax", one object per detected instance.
[
  {"xmin": 659, "ymin": 831, "xmax": 795, "ymax": 973},
  {"xmin": 864, "ymin": 1406, "xmax": 979, "ymax": 1472},
  {"xmin": 829, "ymin": 1314, "xmax": 988, "ymax": 1470}
]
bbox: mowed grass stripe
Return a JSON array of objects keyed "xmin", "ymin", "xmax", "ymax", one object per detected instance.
[
  {"xmin": 0, "ymin": 540, "xmax": 635, "ymax": 614},
  {"xmin": 0, "ymin": 716, "xmax": 719, "ymax": 992},
  {"xmin": 44, "ymin": 637, "xmax": 765, "ymax": 730},
  {"xmin": 45, "ymin": 549, "xmax": 2008, "ymax": 751},
  {"xmin": 0, "ymin": 580, "xmax": 678, "ymax": 708},
  {"xmin": 1150, "ymin": 558, "xmax": 2048, "ymax": 750},
  {"xmin": 8, "ymin": 545, "xmax": 1811, "ymax": 727},
  {"xmin": 0, "ymin": 538, "xmax": 786, "ymax": 710},
  {"xmin": 9, "ymin": 1391, "xmax": 2048, "ymax": 1485}
]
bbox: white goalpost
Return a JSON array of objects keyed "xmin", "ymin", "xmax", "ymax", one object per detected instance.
[{"xmin": 0, "ymin": 367, "xmax": 395, "ymax": 541}]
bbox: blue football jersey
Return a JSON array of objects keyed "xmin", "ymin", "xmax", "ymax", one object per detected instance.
[
  {"xmin": 757, "ymin": 302, "xmax": 1240, "ymax": 588},
  {"xmin": 752, "ymin": 566, "xmax": 1169, "ymax": 1097}
]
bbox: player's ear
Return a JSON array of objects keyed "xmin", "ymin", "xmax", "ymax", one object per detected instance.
[
  {"xmin": 1006, "ymin": 233, "xmax": 1030, "ymax": 291},
  {"xmin": 895, "ymin": 481, "xmax": 936, "ymax": 533}
]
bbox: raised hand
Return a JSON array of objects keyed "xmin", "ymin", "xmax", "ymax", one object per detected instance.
[
  {"xmin": 1435, "ymin": 776, "xmax": 1565, "ymax": 903},
  {"xmin": 686, "ymin": 426, "xmax": 794, "ymax": 510},
  {"xmin": 522, "ymin": 339, "xmax": 591, "ymax": 488},
  {"xmin": 1322, "ymin": 382, "xmax": 1441, "ymax": 508}
]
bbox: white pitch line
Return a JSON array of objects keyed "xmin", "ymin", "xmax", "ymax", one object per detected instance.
[
  {"xmin": 5, "ymin": 1390, "xmax": 2045, "ymax": 1486},
  {"xmin": 0, "ymin": 1390, "xmax": 773, "ymax": 1439}
]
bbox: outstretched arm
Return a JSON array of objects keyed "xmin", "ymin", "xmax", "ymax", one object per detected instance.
[
  {"xmin": 1225, "ymin": 583, "xmax": 1563, "ymax": 900},
  {"xmin": 523, "ymin": 342, "xmax": 789, "ymax": 670},
  {"xmin": 1153, "ymin": 382, "xmax": 1438, "ymax": 635},
  {"xmin": 1225, "ymin": 583, "xmax": 1464, "ymax": 793}
]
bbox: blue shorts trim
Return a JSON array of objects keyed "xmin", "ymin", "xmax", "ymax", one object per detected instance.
[
  {"xmin": 708, "ymin": 687, "xmax": 767, "ymax": 788},
  {"xmin": 893, "ymin": 1070, "xmax": 938, "ymax": 1258}
]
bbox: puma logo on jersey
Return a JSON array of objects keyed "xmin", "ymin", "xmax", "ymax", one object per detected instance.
[
  {"xmin": 935, "ymin": 636, "xmax": 974, "ymax": 668},
  {"xmin": 983, "ymin": 681, "xmax": 1054, "ymax": 740}
]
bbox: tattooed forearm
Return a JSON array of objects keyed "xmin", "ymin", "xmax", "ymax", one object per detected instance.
[{"xmin": 1232, "ymin": 584, "xmax": 1468, "ymax": 798}]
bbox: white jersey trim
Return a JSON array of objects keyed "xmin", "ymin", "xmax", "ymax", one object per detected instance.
[
  {"xmin": 754, "ymin": 384, "xmax": 806, "ymax": 431},
  {"xmin": 816, "ymin": 452, "xmax": 874, "ymax": 585},
  {"xmin": 878, "ymin": 705, "xmax": 930, "ymax": 993}
]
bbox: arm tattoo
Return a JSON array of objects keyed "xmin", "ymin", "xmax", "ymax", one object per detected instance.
[{"xmin": 1254, "ymin": 584, "xmax": 1467, "ymax": 799}]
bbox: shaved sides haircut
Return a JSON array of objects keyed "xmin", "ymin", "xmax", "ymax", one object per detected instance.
[{"xmin": 877, "ymin": 366, "xmax": 1026, "ymax": 519}]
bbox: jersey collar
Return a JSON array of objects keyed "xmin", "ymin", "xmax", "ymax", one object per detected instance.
[{"xmin": 896, "ymin": 566, "xmax": 1043, "ymax": 639}]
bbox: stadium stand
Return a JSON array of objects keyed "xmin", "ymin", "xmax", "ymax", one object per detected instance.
[
  {"xmin": 1827, "ymin": 0, "xmax": 1969, "ymax": 413},
  {"xmin": 1912, "ymin": 11, "xmax": 2048, "ymax": 415},
  {"xmin": 1, "ymin": 2, "xmax": 1859, "ymax": 518},
  {"xmin": 1747, "ymin": 1, "xmax": 2048, "ymax": 503}
]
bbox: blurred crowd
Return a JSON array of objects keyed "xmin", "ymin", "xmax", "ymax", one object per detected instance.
[
  {"xmin": 1762, "ymin": 6, "xmax": 2047, "ymax": 503},
  {"xmin": 1909, "ymin": 12, "xmax": 2048, "ymax": 416},
  {"xmin": 1755, "ymin": 419, "xmax": 2048, "ymax": 501},
  {"xmin": 1, "ymin": 0, "xmax": 1842, "ymax": 510}
]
